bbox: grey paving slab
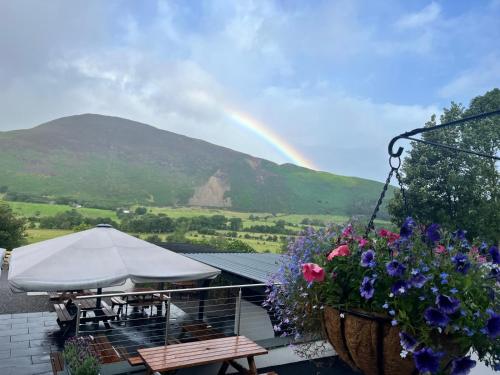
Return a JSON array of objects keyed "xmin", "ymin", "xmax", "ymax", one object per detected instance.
[
  {"xmin": 10, "ymin": 333, "xmax": 31, "ymax": 342},
  {"xmin": 3, "ymin": 362, "xmax": 53, "ymax": 375},
  {"xmin": 0, "ymin": 356, "xmax": 33, "ymax": 368},
  {"xmin": 0, "ymin": 340, "xmax": 30, "ymax": 350},
  {"xmin": 10, "ymin": 317, "xmax": 28, "ymax": 323},
  {"xmin": 31, "ymin": 354, "xmax": 51, "ymax": 364},
  {"xmin": 10, "ymin": 346, "xmax": 50, "ymax": 358},
  {"xmin": 29, "ymin": 339, "xmax": 53, "ymax": 347},
  {"xmin": 27, "ymin": 312, "xmax": 44, "ymax": 318},
  {"xmin": 0, "ymin": 336, "xmax": 12, "ymax": 345},
  {"xmin": 11, "ymin": 313, "xmax": 29, "ymax": 318},
  {"xmin": 0, "ymin": 328, "xmax": 29, "ymax": 337},
  {"xmin": 0, "ymin": 349, "xmax": 10, "ymax": 359},
  {"xmin": 0, "ymin": 314, "xmax": 12, "ymax": 320}
]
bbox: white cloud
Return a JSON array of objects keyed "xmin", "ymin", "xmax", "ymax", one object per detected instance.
[
  {"xmin": 395, "ymin": 2, "xmax": 441, "ymax": 29},
  {"xmin": 438, "ymin": 54, "xmax": 500, "ymax": 99},
  {"xmin": 0, "ymin": 0, "xmax": 495, "ymax": 182}
]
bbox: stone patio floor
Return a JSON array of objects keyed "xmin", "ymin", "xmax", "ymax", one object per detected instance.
[{"xmin": 0, "ymin": 311, "xmax": 63, "ymax": 375}]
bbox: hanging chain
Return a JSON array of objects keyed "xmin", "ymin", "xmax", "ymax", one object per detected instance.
[{"xmin": 365, "ymin": 156, "xmax": 407, "ymax": 237}]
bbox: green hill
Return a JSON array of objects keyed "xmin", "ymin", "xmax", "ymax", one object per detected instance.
[{"xmin": 0, "ymin": 114, "xmax": 392, "ymax": 215}]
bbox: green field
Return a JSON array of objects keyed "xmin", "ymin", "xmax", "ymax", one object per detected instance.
[
  {"xmin": 9, "ymin": 200, "xmax": 391, "ymax": 253},
  {"xmin": 8, "ymin": 201, "xmax": 118, "ymax": 220}
]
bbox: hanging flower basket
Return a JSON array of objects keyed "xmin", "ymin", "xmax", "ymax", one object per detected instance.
[
  {"xmin": 323, "ymin": 307, "xmax": 414, "ymax": 375},
  {"xmin": 265, "ymin": 220, "xmax": 500, "ymax": 374}
]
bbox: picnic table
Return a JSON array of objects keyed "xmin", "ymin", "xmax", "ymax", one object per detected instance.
[
  {"xmin": 126, "ymin": 287, "xmax": 168, "ymax": 315},
  {"xmin": 54, "ymin": 298, "xmax": 117, "ymax": 335},
  {"xmin": 138, "ymin": 336, "xmax": 268, "ymax": 375}
]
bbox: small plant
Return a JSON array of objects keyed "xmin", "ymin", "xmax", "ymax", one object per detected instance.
[
  {"xmin": 63, "ymin": 336, "xmax": 100, "ymax": 375},
  {"xmin": 265, "ymin": 219, "xmax": 499, "ymax": 374}
]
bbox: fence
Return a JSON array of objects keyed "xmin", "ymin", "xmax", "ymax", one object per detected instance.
[{"xmin": 74, "ymin": 283, "xmax": 275, "ymax": 364}]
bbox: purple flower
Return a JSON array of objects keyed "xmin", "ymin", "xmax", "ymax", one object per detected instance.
[
  {"xmin": 450, "ymin": 356, "xmax": 476, "ymax": 375},
  {"xmin": 436, "ymin": 294, "xmax": 460, "ymax": 314},
  {"xmin": 489, "ymin": 245, "xmax": 499, "ymax": 264},
  {"xmin": 452, "ymin": 229, "xmax": 466, "ymax": 240},
  {"xmin": 424, "ymin": 307, "xmax": 449, "ymax": 327},
  {"xmin": 360, "ymin": 277, "xmax": 375, "ymax": 300},
  {"xmin": 425, "ymin": 224, "xmax": 440, "ymax": 242},
  {"xmin": 391, "ymin": 280, "xmax": 408, "ymax": 296},
  {"xmin": 451, "ymin": 253, "xmax": 471, "ymax": 274},
  {"xmin": 484, "ymin": 311, "xmax": 500, "ymax": 338},
  {"xmin": 400, "ymin": 217, "xmax": 416, "ymax": 238},
  {"xmin": 399, "ymin": 332, "xmax": 417, "ymax": 352},
  {"xmin": 413, "ymin": 347, "xmax": 443, "ymax": 374},
  {"xmin": 386, "ymin": 260, "xmax": 406, "ymax": 277},
  {"xmin": 490, "ymin": 267, "xmax": 500, "ymax": 282},
  {"xmin": 360, "ymin": 249, "xmax": 376, "ymax": 268},
  {"xmin": 410, "ymin": 273, "xmax": 428, "ymax": 289}
]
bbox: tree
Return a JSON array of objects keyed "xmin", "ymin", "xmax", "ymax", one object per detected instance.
[
  {"xmin": 389, "ymin": 89, "xmax": 500, "ymax": 240},
  {"xmin": 135, "ymin": 206, "xmax": 147, "ymax": 215},
  {"xmin": 228, "ymin": 218, "xmax": 243, "ymax": 231},
  {"xmin": 0, "ymin": 203, "xmax": 27, "ymax": 250}
]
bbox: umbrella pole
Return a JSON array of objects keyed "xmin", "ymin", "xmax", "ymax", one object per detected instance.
[
  {"xmin": 198, "ymin": 280, "xmax": 211, "ymax": 321},
  {"xmin": 157, "ymin": 282, "xmax": 165, "ymax": 316},
  {"xmin": 96, "ymin": 287, "xmax": 102, "ymax": 308}
]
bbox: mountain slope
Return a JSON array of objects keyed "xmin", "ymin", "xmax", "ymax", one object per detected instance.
[{"xmin": 0, "ymin": 114, "xmax": 391, "ymax": 215}]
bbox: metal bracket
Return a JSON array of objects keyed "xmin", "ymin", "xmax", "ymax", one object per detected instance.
[{"xmin": 388, "ymin": 109, "xmax": 500, "ymax": 159}]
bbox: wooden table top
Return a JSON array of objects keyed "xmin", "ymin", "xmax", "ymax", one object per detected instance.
[{"xmin": 138, "ymin": 336, "xmax": 267, "ymax": 372}]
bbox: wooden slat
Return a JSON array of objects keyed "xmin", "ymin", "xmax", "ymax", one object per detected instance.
[
  {"xmin": 50, "ymin": 352, "xmax": 64, "ymax": 374},
  {"xmin": 142, "ymin": 336, "xmax": 262, "ymax": 355},
  {"xmin": 146, "ymin": 345, "xmax": 266, "ymax": 369},
  {"xmin": 128, "ymin": 356, "xmax": 144, "ymax": 366},
  {"xmin": 54, "ymin": 304, "xmax": 73, "ymax": 322},
  {"xmin": 138, "ymin": 336, "xmax": 267, "ymax": 372}
]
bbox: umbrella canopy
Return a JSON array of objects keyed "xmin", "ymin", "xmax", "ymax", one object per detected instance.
[
  {"xmin": 0, "ymin": 248, "xmax": 5, "ymax": 277},
  {"xmin": 8, "ymin": 225, "xmax": 220, "ymax": 292}
]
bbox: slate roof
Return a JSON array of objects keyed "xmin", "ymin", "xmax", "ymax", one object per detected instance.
[{"xmin": 184, "ymin": 253, "xmax": 283, "ymax": 283}]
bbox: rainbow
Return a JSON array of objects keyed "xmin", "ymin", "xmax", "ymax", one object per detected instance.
[{"xmin": 225, "ymin": 108, "xmax": 318, "ymax": 170}]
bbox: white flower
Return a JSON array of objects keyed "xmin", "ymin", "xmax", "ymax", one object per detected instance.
[
  {"xmin": 399, "ymin": 287, "xmax": 406, "ymax": 294},
  {"xmin": 389, "ymin": 293, "xmax": 394, "ymax": 298},
  {"xmin": 437, "ymin": 327, "xmax": 442, "ymax": 333},
  {"xmin": 400, "ymin": 350, "xmax": 408, "ymax": 358},
  {"xmin": 340, "ymin": 313, "xmax": 345, "ymax": 318}
]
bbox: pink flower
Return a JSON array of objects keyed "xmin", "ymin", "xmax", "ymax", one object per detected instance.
[
  {"xmin": 342, "ymin": 225, "xmax": 353, "ymax": 238},
  {"xmin": 301, "ymin": 263, "xmax": 325, "ymax": 283},
  {"xmin": 378, "ymin": 229, "xmax": 400, "ymax": 243},
  {"xmin": 357, "ymin": 237, "xmax": 369, "ymax": 248},
  {"xmin": 327, "ymin": 244, "xmax": 351, "ymax": 261},
  {"xmin": 477, "ymin": 256, "xmax": 487, "ymax": 264},
  {"xmin": 434, "ymin": 245, "xmax": 446, "ymax": 254}
]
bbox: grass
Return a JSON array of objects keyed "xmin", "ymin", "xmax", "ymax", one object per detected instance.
[
  {"xmin": 26, "ymin": 229, "xmax": 73, "ymax": 244},
  {"xmin": 7, "ymin": 201, "xmax": 118, "ymax": 220},
  {"xmin": 13, "ymin": 201, "xmax": 391, "ymax": 252}
]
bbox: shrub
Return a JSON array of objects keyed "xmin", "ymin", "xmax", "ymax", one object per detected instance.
[{"xmin": 63, "ymin": 336, "xmax": 100, "ymax": 375}]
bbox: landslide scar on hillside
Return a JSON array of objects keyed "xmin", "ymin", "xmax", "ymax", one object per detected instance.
[{"xmin": 188, "ymin": 170, "xmax": 232, "ymax": 208}]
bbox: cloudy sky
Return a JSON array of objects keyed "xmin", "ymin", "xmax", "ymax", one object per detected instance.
[{"xmin": 1, "ymin": 0, "xmax": 499, "ymax": 181}]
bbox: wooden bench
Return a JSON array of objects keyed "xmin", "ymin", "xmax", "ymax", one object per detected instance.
[
  {"xmin": 54, "ymin": 303, "xmax": 75, "ymax": 335},
  {"xmin": 111, "ymin": 296, "xmax": 127, "ymax": 317},
  {"xmin": 138, "ymin": 336, "xmax": 268, "ymax": 375},
  {"xmin": 50, "ymin": 352, "xmax": 64, "ymax": 374}
]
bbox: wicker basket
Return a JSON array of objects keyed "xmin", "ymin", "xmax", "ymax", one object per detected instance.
[{"xmin": 323, "ymin": 306, "xmax": 416, "ymax": 375}]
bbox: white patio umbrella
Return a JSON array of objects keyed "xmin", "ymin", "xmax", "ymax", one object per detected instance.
[{"xmin": 8, "ymin": 224, "xmax": 220, "ymax": 293}]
